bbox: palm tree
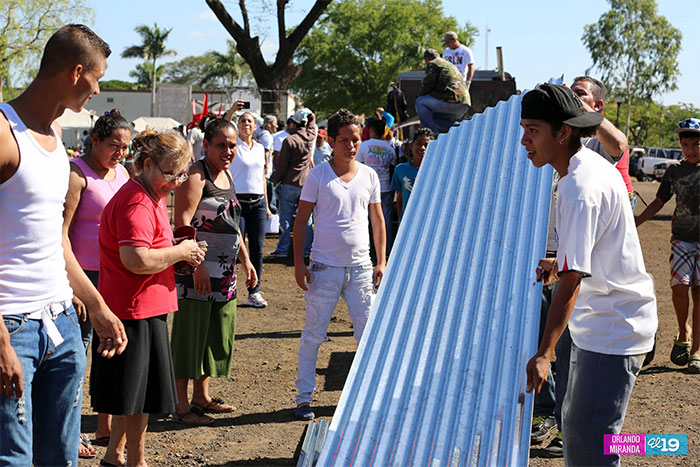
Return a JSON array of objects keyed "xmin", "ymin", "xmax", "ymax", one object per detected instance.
[
  {"xmin": 201, "ymin": 40, "xmax": 252, "ymax": 88},
  {"xmin": 122, "ymin": 23, "xmax": 176, "ymax": 117}
]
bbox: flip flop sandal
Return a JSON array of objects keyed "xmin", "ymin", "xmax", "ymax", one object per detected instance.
[
  {"xmin": 79, "ymin": 435, "xmax": 97, "ymax": 459},
  {"xmin": 193, "ymin": 396, "xmax": 235, "ymax": 414},
  {"xmin": 92, "ymin": 435, "xmax": 111, "ymax": 446},
  {"xmin": 99, "ymin": 459, "xmax": 125, "ymax": 467},
  {"xmin": 671, "ymin": 334, "xmax": 691, "ymax": 366},
  {"xmin": 171, "ymin": 405, "xmax": 214, "ymax": 426},
  {"xmin": 688, "ymin": 356, "xmax": 700, "ymax": 374}
]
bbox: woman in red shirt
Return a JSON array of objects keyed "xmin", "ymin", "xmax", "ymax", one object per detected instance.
[{"xmin": 92, "ymin": 130, "xmax": 206, "ymax": 467}]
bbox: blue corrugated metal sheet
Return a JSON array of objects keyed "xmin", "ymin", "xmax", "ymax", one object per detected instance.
[
  {"xmin": 298, "ymin": 420, "xmax": 330, "ymax": 467},
  {"xmin": 316, "ymin": 83, "xmax": 558, "ymax": 466}
]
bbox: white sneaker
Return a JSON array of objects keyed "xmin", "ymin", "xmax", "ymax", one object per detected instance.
[{"xmin": 246, "ymin": 292, "xmax": 268, "ymax": 308}]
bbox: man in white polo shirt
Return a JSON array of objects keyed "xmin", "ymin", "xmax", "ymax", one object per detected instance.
[{"xmin": 521, "ymin": 84, "xmax": 656, "ymax": 466}]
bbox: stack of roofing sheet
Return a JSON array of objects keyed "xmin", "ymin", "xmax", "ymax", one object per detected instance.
[{"xmin": 316, "ymin": 84, "xmax": 556, "ymax": 466}]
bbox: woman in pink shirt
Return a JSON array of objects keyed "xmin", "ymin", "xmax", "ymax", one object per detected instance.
[{"xmin": 62, "ymin": 110, "xmax": 130, "ymax": 457}]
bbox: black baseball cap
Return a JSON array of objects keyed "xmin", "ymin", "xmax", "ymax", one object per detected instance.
[{"xmin": 521, "ymin": 83, "xmax": 603, "ymax": 128}]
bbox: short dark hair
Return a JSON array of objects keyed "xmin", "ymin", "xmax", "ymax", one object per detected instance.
[
  {"xmin": 548, "ymin": 120, "xmax": 598, "ymax": 151},
  {"xmin": 413, "ymin": 127, "xmax": 435, "ymax": 141},
  {"xmin": 369, "ymin": 118, "xmax": 387, "ymax": 138},
  {"xmin": 204, "ymin": 118, "xmax": 236, "ymax": 142},
  {"xmin": 573, "ymin": 76, "xmax": 607, "ymax": 102},
  {"xmin": 39, "ymin": 24, "xmax": 111, "ymax": 75},
  {"xmin": 91, "ymin": 109, "xmax": 130, "ymax": 141},
  {"xmin": 327, "ymin": 109, "xmax": 360, "ymax": 139},
  {"xmin": 423, "ymin": 49, "xmax": 440, "ymax": 60},
  {"xmin": 679, "ymin": 131, "xmax": 700, "ymax": 141}
]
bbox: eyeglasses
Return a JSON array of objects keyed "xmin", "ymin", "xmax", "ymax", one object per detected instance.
[
  {"xmin": 678, "ymin": 118, "xmax": 700, "ymax": 130},
  {"xmin": 155, "ymin": 163, "xmax": 189, "ymax": 183}
]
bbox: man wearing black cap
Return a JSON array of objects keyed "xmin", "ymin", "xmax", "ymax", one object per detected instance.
[
  {"xmin": 415, "ymin": 49, "xmax": 470, "ymax": 134},
  {"xmin": 521, "ymin": 84, "xmax": 657, "ymax": 466}
]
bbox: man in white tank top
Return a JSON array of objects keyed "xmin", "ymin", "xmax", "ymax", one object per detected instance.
[{"xmin": 0, "ymin": 25, "xmax": 127, "ymax": 466}]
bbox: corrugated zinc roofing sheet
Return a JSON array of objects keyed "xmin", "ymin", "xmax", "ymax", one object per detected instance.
[{"xmin": 316, "ymin": 83, "xmax": 556, "ymax": 466}]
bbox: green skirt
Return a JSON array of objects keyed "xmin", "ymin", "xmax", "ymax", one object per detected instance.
[{"xmin": 171, "ymin": 298, "xmax": 237, "ymax": 379}]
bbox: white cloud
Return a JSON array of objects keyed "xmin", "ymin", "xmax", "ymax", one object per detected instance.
[
  {"xmin": 187, "ymin": 28, "xmax": 223, "ymax": 39},
  {"xmin": 191, "ymin": 10, "xmax": 217, "ymax": 23}
]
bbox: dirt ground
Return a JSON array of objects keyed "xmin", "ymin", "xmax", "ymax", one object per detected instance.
[{"xmin": 78, "ymin": 180, "xmax": 698, "ymax": 466}]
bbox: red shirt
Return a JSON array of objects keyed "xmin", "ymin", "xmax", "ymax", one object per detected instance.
[{"xmin": 98, "ymin": 178, "xmax": 177, "ymax": 320}]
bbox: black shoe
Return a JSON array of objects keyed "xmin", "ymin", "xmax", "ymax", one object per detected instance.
[
  {"xmin": 541, "ymin": 431, "xmax": 563, "ymax": 458},
  {"xmin": 531, "ymin": 416, "xmax": 557, "ymax": 444},
  {"xmin": 671, "ymin": 334, "xmax": 691, "ymax": 366}
]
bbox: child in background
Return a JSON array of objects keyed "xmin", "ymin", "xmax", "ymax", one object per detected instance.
[
  {"xmin": 636, "ymin": 118, "xmax": 700, "ymax": 372},
  {"xmin": 390, "ymin": 128, "xmax": 435, "ymax": 221}
]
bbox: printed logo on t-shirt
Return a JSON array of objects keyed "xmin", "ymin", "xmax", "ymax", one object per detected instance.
[
  {"xmin": 447, "ymin": 55, "xmax": 463, "ymax": 65},
  {"xmin": 365, "ymin": 145, "xmax": 394, "ymax": 167},
  {"xmin": 402, "ymin": 176, "xmax": 414, "ymax": 191}
]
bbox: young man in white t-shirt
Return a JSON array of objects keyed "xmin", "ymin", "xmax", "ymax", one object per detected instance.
[
  {"xmin": 356, "ymin": 118, "xmax": 396, "ymax": 251},
  {"xmin": 291, "ymin": 109, "xmax": 386, "ymax": 420},
  {"xmin": 521, "ymin": 84, "xmax": 657, "ymax": 466},
  {"xmin": 442, "ymin": 31, "xmax": 474, "ymax": 86}
]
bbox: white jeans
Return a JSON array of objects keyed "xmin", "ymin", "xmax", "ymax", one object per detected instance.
[{"xmin": 295, "ymin": 261, "xmax": 376, "ymax": 405}]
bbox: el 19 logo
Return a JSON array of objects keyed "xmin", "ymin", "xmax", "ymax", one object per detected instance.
[{"xmin": 645, "ymin": 434, "xmax": 687, "ymax": 455}]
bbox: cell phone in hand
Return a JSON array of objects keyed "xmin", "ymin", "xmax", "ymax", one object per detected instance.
[{"xmin": 242, "ymin": 101, "xmax": 251, "ymax": 109}]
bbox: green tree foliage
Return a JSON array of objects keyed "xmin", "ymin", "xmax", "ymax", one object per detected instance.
[
  {"xmin": 200, "ymin": 40, "xmax": 253, "ymax": 88},
  {"xmin": 160, "ymin": 46, "xmax": 252, "ymax": 91},
  {"xmin": 582, "ymin": 0, "xmax": 682, "ymax": 136},
  {"xmin": 100, "ymin": 79, "xmax": 137, "ymax": 91},
  {"xmin": 161, "ymin": 55, "xmax": 216, "ymax": 89},
  {"xmin": 0, "ymin": 0, "xmax": 93, "ymax": 101},
  {"xmin": 622, "ymin": 100, "xmax": 700, "ymax": 147},
  {"xmin": 128, "ymin": 62, "xmax": 165, "ymax": 89},
  {"xmin": 290, "ymin": 0, "xmax": 478, "ymax": 117},
  {"xmin": 122, "ymin": 23, "xmax": 177, "ymax": 116}
]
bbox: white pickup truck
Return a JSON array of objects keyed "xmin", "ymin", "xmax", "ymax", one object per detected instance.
[{"xmin": 630, "ymin": 147, "xmax": 683, "ymax": 181}]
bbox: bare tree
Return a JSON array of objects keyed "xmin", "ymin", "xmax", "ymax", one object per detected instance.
[{"xmin": 205, "ymin": 0, "xmax": 331, "ymax": 114}]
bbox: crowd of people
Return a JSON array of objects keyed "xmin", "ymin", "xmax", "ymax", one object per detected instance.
[{"xmin": 0, "ymin": 24, "xmax": 698, "ymax": 467}]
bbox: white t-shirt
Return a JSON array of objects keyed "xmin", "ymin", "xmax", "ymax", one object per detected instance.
[
  {"xmin": 356, "ymin": 138, "xmax": 396, "ymax": 192},
  {"xmin": 188, "ymin": 127, "xmax": 205, "ymax": 160},
  {"xmin": 258, "ymin": 129, "xmax": 274, "ymax": 151},
  {"xmin": 229, "ymin": 138, "xmax": 266, "ymax": 194},
  {"xmin": 258, "ymin": 130, "xmax": 274, "ymax": 178},
  {"xmin": 556, "ymin": 147, "xmax": 657, "ymax": 355},
  {"xmin": 300, "ymin": 162, "xmax": 381, "ymax": 267},
  {"xmin": 313, "ymin": 141, "xmax": 332, "ymax": 166},
  {"xmin": 442, "ymin": 45, "xmax": 474, "ymax": 81},
  {"xmin": 273, "ymin": 130, "xmax": 289, "ymax": 153}
]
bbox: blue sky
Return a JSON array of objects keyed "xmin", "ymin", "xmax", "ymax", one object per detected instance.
[{"xmin": 88, "ymin": 0, "xmax": 699, "ymax": 108}]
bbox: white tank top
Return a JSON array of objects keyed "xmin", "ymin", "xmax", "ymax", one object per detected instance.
[{"xmin": 0, "ymin": 103, "xmax": 73, "ymax": 315}]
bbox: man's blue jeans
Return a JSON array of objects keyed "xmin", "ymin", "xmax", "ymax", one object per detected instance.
[
  {"xmin": 562, "ymin": 343, "xmax": 643, "ymax": 467},
  {"xmin": 0, "ymin": 305, "xmax": 86, "ymax": 466},
  {"xmin": 415, "ymin": 94, "xmax": 469, "ymax": 134},
  {"xmin": 533, "ymin": 283, "xmax": 556, "ymax": 418},
  {"xmin": 275, "ymin": 184, "xmax": 313, "ymax": 255}
]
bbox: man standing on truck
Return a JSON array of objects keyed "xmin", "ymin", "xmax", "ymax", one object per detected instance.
[{"xmin": 442, "ymin": 31, "xmax": 474, "ymax": 87}]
